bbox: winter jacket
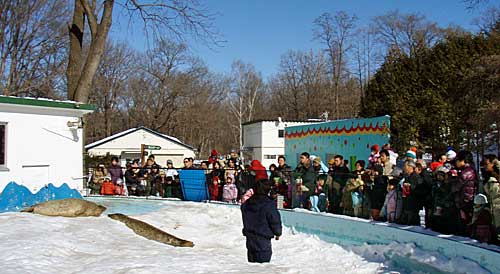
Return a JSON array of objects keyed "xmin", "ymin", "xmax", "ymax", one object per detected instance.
[
  {"xmin": 452, "ymin": 164, "xmax": 477, "ymax": 210},
  {"xmin": 331, "ymin": 165, "xmax": 351, "ymax": 188},
  {"xmin": 485, "ymin": 180, "xmax": 500, "ymax": 230},
  {"xmin": 381, "ymin": 189, "xmax": 403, "ymax": 222},
  {"xmin": 415, "ymin": 169, "xmax": 433, "ymax": 209},
  {"xmin": 108, "ymin": 165, "xmax": 123, "ymax": 184},
  {"xmin": 402, "ymin": 172, "xmax": 421, "ymax": 212},
  {"xmin": 469, "ymin": 206, "xmax": 495, "ymax": 243},
  {"xmin": 293, "ymin": 163, "xmax": 316, "ymax": 198},
  {"xmin": 124, "ymin": 169, "xmax": 139, "ymax": 186},
  {"xmin": 208, "ymin": 180, "xmax": 219, "ymax": 201},
  {"xmin": 241, "ymin": 194, "xmax": 282, "ymax": 239},
  {"xmin": 223, "ymin": 183, "xmax": 238, "ymax": 202},
  {"xmin": 276, "ymin": 164, "xmax": 292, "ymax": 184}
]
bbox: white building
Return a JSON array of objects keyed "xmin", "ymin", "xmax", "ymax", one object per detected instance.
[
  {"xmin": 242, "ymin": 119, "xmax": 317, "ymax": 168},
  {"xmin": 85, "ymin": 127, "xmax": 196, "ymax": 168},
  {"xmin": 0, "ymin": 96, "xmax": 94, "ymax": 193}
]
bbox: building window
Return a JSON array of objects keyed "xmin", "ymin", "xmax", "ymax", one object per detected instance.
[
  {"xmin": 264, "ymin": 155, "xmax": 276, "ymax": 159},
  {"xmin": 278, "ymin": 129, "xmax": 284, "ymax": 138},
  {"xmin": 0, "ymin": 124, "xmax": 6, "ymax": 166}
]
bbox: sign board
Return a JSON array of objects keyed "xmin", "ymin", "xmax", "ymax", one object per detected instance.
[{"xmin": 144, "ymin": 145, "xmax": 161, "ymax": 150}]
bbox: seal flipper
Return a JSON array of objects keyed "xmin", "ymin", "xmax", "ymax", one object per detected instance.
[{"xmin": 20, "ymin": 206, "xmax": 34, "ymax": 213}]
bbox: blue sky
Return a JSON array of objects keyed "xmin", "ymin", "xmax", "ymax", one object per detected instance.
[{"xmin": 109, "ymin": 0, "xmax": 485, "ymax": 79}]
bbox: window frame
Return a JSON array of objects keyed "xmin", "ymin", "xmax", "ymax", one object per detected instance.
[{"xmin": 0, "ymin": 122, "xmax": 7, "ymax": 170}]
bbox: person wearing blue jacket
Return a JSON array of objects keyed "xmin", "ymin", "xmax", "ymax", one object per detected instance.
[{"xmin": 241, "ymin": 179, "xmax": 282, "ymax": 263}]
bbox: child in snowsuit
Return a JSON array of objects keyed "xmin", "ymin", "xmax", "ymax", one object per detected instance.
[
  {"xmin": 380, "ymin": 178, "xmax": 403, "ymax": 223},
  {"xmin": 310, "ymin": 175, "xmax": 328, "ymax": 212},
  {"xmin": 241, "ymin": 179, "xmax": 282, "ymax": 263},
  {"xmin": 208, "ymin": 176, "xmax": 220, "ymax": 201},
  {"xmin": 469, "ymin": 194, "xmax": 496, "ymax": 243},
  {"xmin": 223, "ymin": 175, "xmax": 238, "ymax": 203}
]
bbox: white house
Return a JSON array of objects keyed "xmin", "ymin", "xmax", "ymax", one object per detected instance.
[
  {"xmin": 0, "ymin": 96, "xmax": 94, "ymax": 193},
  {"xmin": 85, "ymin": 126, "xmax": 196, "ymax": 168},
  {"xmin": 242, "ymin": 119, "xmax": 317, "ymax": 168}
]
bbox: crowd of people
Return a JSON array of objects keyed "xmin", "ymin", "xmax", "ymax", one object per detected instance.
[{"xmin": 89, "ymin": 145, "xmax": 500, "ymax": 245}]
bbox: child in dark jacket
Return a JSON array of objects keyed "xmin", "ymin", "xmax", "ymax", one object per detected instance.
[
  {"xmin": 241, "ymin": 179, "xmax": 282, "ymax": 263},
  {"xmin": 469, "ymin": 194, "xmax": 496, "ymax": 243}
]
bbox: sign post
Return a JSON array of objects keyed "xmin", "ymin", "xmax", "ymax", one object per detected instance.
[{"xmin": 141, "ymin": 144, "xmax": 162, "ymax": 165}]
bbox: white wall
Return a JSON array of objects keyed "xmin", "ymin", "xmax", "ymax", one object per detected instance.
[
  {"xmin": 87, "ymin": 129, "xmax": 195, "ymax": 168},
  {"xmin": 0, "ymin": 108, "xmax": 87, "ymax": 193},
  {"xmin": 243, "ymin": 121, "xmax": 313, "ymax": 167}
]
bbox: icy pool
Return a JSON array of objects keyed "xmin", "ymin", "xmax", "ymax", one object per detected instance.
[{"xmin": 0, "ymin": 198, "xmax": 493, "ymax": 274}]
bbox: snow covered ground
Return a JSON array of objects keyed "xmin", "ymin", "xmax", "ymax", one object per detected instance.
[{"xmin": 0, "ymin": 200, "xmax": 491, "ymax": 274}]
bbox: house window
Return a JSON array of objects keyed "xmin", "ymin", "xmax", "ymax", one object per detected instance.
[
  {"xmin": 278, "ymin": 129, "xmax": 284, "ymax": 138},
  {"xmin": 0, "ymin": 124, "xmax": 6, "ymax": 166},
  {"xmin": 264, "ymin": 155, "xmax": 276, "ymax": 159}
]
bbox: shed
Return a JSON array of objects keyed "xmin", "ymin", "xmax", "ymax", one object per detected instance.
[
  {"xmin": 0, "ymin": 96, "xmax": 94, "ymax": 193},
  {"xmin": 85, "ymin": 126, "xmax": 196, "ymax": 168}
]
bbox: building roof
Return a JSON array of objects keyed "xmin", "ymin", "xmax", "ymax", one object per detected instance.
[
  {"xmin": 0, "ymin": 96, "xmax": 95, "ymax": 112},
  {"xmin": 242, "ymin": 119, "xmax": 319, "ymax": 126},
  {"xmin": 85, "ymin": 126, "xmax": 195, "ymax": 151}
]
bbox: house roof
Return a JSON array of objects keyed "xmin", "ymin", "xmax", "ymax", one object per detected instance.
[
  {"xmin": 85, "ymin": 126, "xmax": 195, "ymax": 151},
  {"xmin": 242, "ymin": 119, "xmax": 319, "ymax": 126},
  {"xmin": 0, "ymin": 95, "xmax": 95, "ymax": 112}
]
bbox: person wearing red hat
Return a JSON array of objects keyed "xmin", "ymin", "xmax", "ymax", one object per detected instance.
[
  {"xmin": 208, "ymin": 149, "xmax": 219, "ymax": 165},
  {"xmin": 250, "ymin": 160, "xmax": 268, "ymax": 181},
  {"xmin": 368, "ymin": 145, "xmax": 380, "ymax": 169}
]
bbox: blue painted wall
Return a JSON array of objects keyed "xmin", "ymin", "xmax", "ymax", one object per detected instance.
[
  {"xmin": 0, "ymin": 182, "xmax": 82, "ymax": 213},
  {"xmin": 280, "ymin": 210, "xmax": 500, "ymax": 274},
  {"xmin": 285, "ymin": 116, "xmax": 391, "ymax": 169}
]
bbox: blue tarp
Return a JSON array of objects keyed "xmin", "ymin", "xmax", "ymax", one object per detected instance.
[
  {"xmin": 0, "ymin": 182, "xmax": 82, "ymax": 213},
  {"xmin": 179, "ymin": 170, "xmax": 209, "ymax": 202}
]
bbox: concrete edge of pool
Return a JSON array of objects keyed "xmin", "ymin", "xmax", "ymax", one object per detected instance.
[{"xmin": 86, "ymin": 196, "xmax": 500, "ymax": 273}]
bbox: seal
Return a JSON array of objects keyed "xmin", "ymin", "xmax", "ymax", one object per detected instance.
[
  {"xmin": 108, "ymin": 213, "xmax": 194, "ymax": 247},
  {"xmin": 20, "ymin": 198, "xmax": 106, "ymax": 217}
]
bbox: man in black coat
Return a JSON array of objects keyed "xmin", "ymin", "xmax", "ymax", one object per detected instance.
[{"xmin": 241, "ymin": 179, "xmax": 282, "ymax": 263}]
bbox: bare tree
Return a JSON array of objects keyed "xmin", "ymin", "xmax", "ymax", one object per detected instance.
[
  {"xmin": 353, "ymin": 28, "xmax": 376, "ymax": 94},
  {"xmin": 227, "ymin": 60, "xmax": 265, "ymax": 156},
  {"xmin": 88, "ymin": 42, "xmax": 134, "ymax": 138},
  {"xmin": 370, "ymin": 10, "xmax": 443, "ymax": 57},
  {"xmin": 313, "ymin": 11, "xmax": 357, "ymax": 119},
  {"xmin": 122, "ymin": 39, "xmax": 193, "ymax": 132},
  {"xmin": 0, "ymin": 0, "xmax": 68, "ymax": 97},
  {"xmin": 67, "ymin": 0, "xmax": 219, "ymax": 103}
]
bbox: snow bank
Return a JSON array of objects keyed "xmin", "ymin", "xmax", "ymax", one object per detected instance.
[{"xmin": 0, "ymin": 201, "xmax": 379, "ymax": 274}]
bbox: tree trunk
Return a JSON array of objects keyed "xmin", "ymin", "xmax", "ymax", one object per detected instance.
[
  {"xmin": 67, "ymin": 0, "xmax": 85, "ymax": 101},
  {"xmin": 73, "ymin": 2, "xmax": 113, "ymax": 103}
]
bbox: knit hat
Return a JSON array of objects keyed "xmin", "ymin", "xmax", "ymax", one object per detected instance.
[
  {"xmin": 250, "ymin": 160, "xmax": 268, "ymax": 181},
  {"xmin": 474, "ymin": 193, "xmax": 488, "ymax": 205},
  {"xmin": 410, "ymin": 146, "xmax": 417, "ymax": 153},
  {"xmin": 313, "ymin": 156, "xmax": 322, "ymax": 164},
  {"xmin": 371, "ymin": 144, "xmax": 380, "ymax": 152},
  {"xmin": 446, "ymin": 150, "xmax": 456, "ymax": 161},
  {"xmin": 406, "ymin": 150, "xmax": 417, "ymax": 159}
]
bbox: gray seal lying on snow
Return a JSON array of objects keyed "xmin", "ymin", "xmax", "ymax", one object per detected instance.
[
  {"xmin": 21, "ymin": 198, "xmax": 106, "ymax": 217},
  {"xmin": 108, "ymin": 213, "xmax": 194, "ymax": 247}
]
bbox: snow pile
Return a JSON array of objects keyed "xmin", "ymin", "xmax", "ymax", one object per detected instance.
[
  {"xmin": 0, "ymin": 202, "xmax": 380, "ymax": 274},
  {"xmin": 0, "ymin": 200, "xmax": 492, "ymax": 273}
]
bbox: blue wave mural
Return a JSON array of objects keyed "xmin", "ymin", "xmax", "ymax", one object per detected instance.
[{"xmin": 0, "ymin": 182, "xmax": 82, "ymax": 213}]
